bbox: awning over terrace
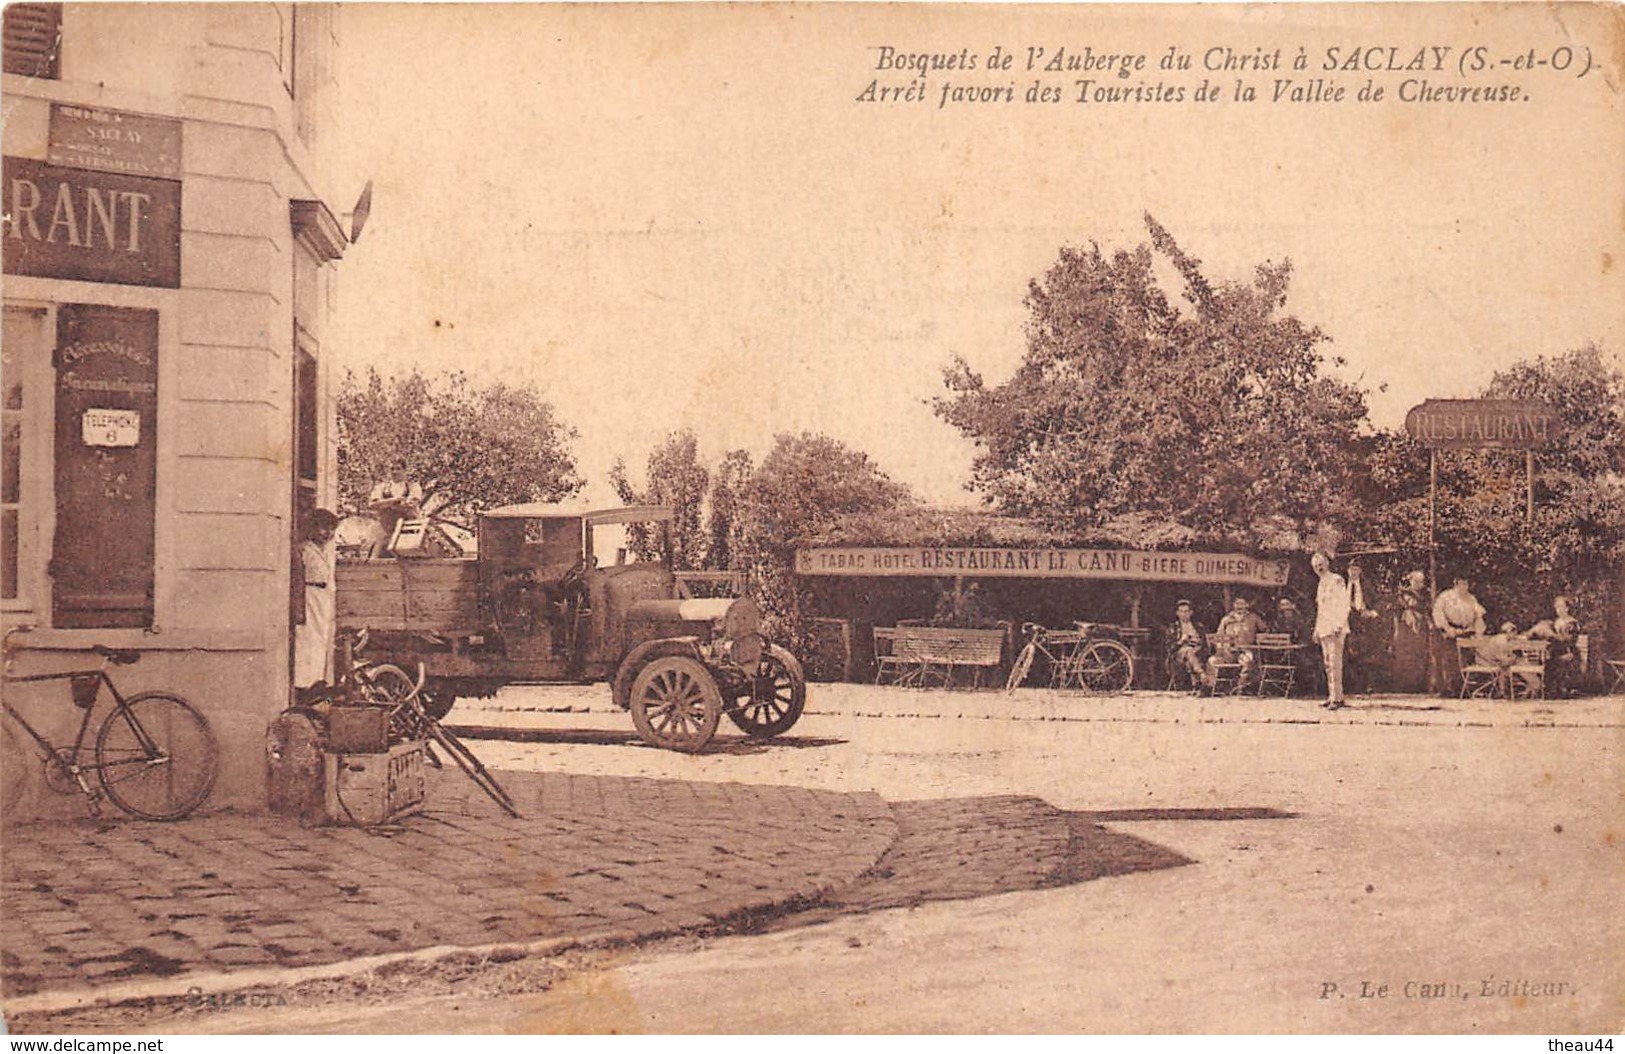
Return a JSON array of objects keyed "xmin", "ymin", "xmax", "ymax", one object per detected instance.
[{"xmin": 795, "ymin": 546, "xmax": 1291, "ymax": 588}]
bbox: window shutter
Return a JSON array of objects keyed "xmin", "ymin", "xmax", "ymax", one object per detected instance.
[
  {"xmin": 52, "ymin": 305, "xmax": 158, "ymax": 629},
  {"xmin": 3, "ymin": 3, "xmax": 62, "ymax": 80}
]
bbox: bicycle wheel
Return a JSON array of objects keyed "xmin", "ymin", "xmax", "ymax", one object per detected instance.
[
  {"xmin": 359, "ymin": 663, "xmax": 416, "ymax": 705},
  {"xmin": 1005, "ymin": 643, "xmax": 1036, "ymax": 693},
  {"xmin": 95, "ymin": 693, "xmax": 219, "ymax": 820},
  {"xmin": 1079, "ymin": 640, "xmax": 1135, "ymax": 694}
]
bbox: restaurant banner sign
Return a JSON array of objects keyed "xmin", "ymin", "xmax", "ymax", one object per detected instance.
[
  {"xmin": 2, "ymin": 156, "xmax": 181, "ymax": 288},
  {"xmin": 1403, "ymin": 399, "xmax": 1561, "ymax": 450},
  {"xmin": 796, "ymin": 547, "xmax": 1291, "ymax": 587}
]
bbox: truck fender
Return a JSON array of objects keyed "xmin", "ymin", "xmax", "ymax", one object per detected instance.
[{"xmin": 612, "ymin": 637, "xmax": 704, "ymax": 711}]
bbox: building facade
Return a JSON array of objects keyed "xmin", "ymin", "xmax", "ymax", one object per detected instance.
[{"xmin": 2, "ymin": 3, "xmax": 352, "ymax": 814}]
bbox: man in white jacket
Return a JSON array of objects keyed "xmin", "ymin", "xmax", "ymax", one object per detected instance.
[{"xmin": 1312, "ymin": 550, "xmax": 1352, "ymax": 710}]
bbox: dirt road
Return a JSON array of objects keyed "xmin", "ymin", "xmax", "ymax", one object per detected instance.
[{"xmin": 55, "ymin": 684, "xmax": 1619, "ymax": 1034}]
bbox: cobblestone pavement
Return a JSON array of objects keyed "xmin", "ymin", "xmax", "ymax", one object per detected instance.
[
  {"xmin": 2, "ymin": 792, "xmax": 1229, "ymax": 1033},
  {"xmin": 0, "ymin": 769, "xmax": 896, "ymax": 1001}
]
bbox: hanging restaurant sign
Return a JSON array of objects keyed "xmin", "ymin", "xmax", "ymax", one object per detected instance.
[
  {"xmin": 2, "ymin": 156, "xmax": 181, "ymax": 288},
  {"xmin": 796, "ymin": 547, "xmax": 1292, "ymax": 587},
  {"xmin": 1403, "ymin": 399, "xmax": 1561, "ymax": 450}
]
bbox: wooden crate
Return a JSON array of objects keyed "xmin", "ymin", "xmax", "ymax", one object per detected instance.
[{"xmin": 323, "ymin": 741, "xmax": 426, "ymax": 826}]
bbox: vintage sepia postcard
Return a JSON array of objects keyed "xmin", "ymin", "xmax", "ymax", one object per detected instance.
[{"xmin": 1, "ymin": 1, "xmax": 1622, "ymax": 1040}]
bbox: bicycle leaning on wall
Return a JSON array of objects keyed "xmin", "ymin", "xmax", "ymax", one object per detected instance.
[{"xmin": 2, "ymin": 629, "xmax": 220, "ymax": 821}]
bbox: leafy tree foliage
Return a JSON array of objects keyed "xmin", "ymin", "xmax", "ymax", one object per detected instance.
[
  {"xmin": 934, "ymin": 215, "xmax": 1370, "ymax": 549},
  {"xmin": 706, "ymin": 449, "xmax": 755, "ymax": 571},
  {"xmin": 609, "ymin": 430, "xmax": 711, "ymax": 570},
  {"xmin": 736, "ymin": 432, "xmax": 913, "ymax": 643},
  {"xmin": 336, "ymin": 367, "xmax": 582, "ymax": 528},
  {"xmin": 1355, "ymin": 345, "xmax": 1625, "ymax": 628}
]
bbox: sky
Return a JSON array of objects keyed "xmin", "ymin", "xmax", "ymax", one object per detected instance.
[{"xmin": 330, "ymin": 3, "xmax": 1625, "ymax": 508}]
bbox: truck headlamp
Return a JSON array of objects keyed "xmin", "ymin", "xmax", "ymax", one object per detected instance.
[{"xmin": 727, "ymin": 632, "xmax": 764, "ymax": 669}]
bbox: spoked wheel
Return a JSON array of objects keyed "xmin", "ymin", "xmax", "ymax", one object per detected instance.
[
  {"xmin": 360, "ymin": 665, "xmax": 431, "ymax": 744},
  {"xmin": 727, "ymin": 645, "xmax": 806, "ymax": 738},
  {"xmin": 417, "ymin": 683, "xmax": 457, "ymax": 722},
  {"xmin": 629, "ymin": 656, "xmax": 721, "ymax": 753},
  {"xmin": 1079, "ymin": 640, "xmax": 1135, "ymax": 694},
  {"xmin": 95, "ymin": 693, "xmax": 219, "ymax": 820},
  {"xmin": 1005, "ymin": 643, "xmax": 1036, "ymax": 692},
  {"xmin": 359, "ymin": 663, "xmax": 415, "ymax": 705}
]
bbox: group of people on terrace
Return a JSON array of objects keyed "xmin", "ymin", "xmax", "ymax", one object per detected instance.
[{"xmin": 1166, "ymin": 557, "xmax": 1587, "ymax": 703}]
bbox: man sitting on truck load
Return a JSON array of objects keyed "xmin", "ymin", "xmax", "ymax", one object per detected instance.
[{"xmin": 361, "ymin": 480, "xmax": 424, "ymax": 559}]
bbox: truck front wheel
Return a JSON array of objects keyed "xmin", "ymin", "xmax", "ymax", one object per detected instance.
[
  {"xmin": 629, "ymin": 656, "xmax": 721, "ymax": 753},
  {"xmin": 727, "ymin": 645, "xmax": 806, "ymax": 738}
]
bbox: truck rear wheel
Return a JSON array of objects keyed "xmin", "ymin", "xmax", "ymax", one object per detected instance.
[
  {"xmin": 629, "ymin": 655, "xmax": 721, "ymax": 753},
  {"xmin": 419, "ymin": 682, "xmax": 458, "ymax": 721}
]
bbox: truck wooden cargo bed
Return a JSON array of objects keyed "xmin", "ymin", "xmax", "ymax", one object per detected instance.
[{"xmin": 335, "ymin": 559, "xmax": 482, "ymax": 634}]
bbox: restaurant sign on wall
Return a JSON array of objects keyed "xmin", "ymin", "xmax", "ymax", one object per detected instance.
[
  {"xmin": 3, "ymin": 105, "xmax": 182, "ymax": 288},
  {"xmin": 796, "ymin": 547, "xmax": 1292, "ymax": 587}
]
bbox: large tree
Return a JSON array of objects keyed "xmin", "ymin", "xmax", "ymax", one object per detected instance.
[
  {"xmin": 1355, "ymin": 344, "xmax": 1625, "ymax": 627},
  {"xmin": 934, "ymin": 215, "xmax": 1371, "ymax": 550},
  {"xmin": 736, "ymin": 432, "xmax": 913, "ymax": 643},
  {"xmin": 336, "ymin": 367, "xmax": 582, "ymax": 528},
  {"xmin": 609, "ymin": 429, "xmax": 711, "ymax": 570}
]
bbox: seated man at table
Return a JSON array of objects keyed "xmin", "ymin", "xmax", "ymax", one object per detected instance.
[
  {"xmin": 1272, "ymin": 597, "xmax": 1307, "ymax": 642},
  {"xmin": 1167, "ymin": 599, "xmax": 1210, "ymax": 690},
  {"xmin": 1208, "ymin": 597, "xmax": 1268, "ymax": 688}
]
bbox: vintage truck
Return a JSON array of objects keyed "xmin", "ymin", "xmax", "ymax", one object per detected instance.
[{"xmin": 334, "ymin": 503, "xmax": 805, "ymax": 752}]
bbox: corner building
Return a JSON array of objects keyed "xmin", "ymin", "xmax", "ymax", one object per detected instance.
[{"xmin": 2, "ymin": 3, "xmax": 352, "ymax": 815}]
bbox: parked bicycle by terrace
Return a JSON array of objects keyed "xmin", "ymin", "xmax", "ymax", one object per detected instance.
[{"xmin": 1006, "ymin": 622, "xmax": 1135, "ymax": 694}]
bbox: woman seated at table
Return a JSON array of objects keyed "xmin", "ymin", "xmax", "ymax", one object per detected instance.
[{"xmin": 1528, "ymin": 595, "xmax": 1583, "ymax": 696}]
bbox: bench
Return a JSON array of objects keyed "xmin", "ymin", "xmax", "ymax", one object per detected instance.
[{"xmin": 874, "ymin": 626, "xmax": 1006, "ymax": 689}]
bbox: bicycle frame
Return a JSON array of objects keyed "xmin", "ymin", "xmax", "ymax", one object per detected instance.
[
  {"xmin": 1009, "ymin": 622, "xmax": 1136, "ymax": 693},
  {"xmin": 2, "ymin": 666, "xmax": 156, "ymax": 794}
]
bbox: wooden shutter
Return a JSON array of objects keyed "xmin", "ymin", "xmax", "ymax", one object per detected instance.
[
  {"xmin": 3, "ymin": 3, "xmax": 62, "ymax": 80},
  {"xmin": 51, "ymin": 304, "xmax": 158, "ymax": 629}
]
